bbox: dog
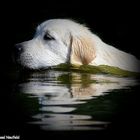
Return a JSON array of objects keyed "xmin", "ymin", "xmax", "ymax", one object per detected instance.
[{"xmin": 15, "ymin": 19, "xmax": 140, "ymax": 72}]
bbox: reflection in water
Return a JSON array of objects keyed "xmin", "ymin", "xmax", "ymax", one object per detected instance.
[
  {"xmin": 18, "ymin": 71, "xmax": 138, "ymax": 130},
  {"xmin": 31, "ymin": 114, "xmax": 108, "ymax": 130}
]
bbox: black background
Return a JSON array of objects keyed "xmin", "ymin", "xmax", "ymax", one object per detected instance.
[{"xmin": 0, "ymin": 1, "xmax": 140, "ymax": 139}]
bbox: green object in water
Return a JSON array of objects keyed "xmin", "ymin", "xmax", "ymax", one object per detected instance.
[{"xmin": 52, "ymin": 64, "xmax": 139, "ymax": 77}]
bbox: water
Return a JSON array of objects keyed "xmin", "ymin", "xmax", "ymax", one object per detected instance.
[{"xmin": 11, "ymin": 70, "xmax": 139, "ymax": 132}]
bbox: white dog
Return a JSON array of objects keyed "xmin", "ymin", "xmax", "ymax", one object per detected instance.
[{"xmin": 15, "ymin": 19, "xmax": 140, "ymax": 72}]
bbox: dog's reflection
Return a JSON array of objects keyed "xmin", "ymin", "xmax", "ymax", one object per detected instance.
[
  {"xmin": 18, "ymin": 71, "xmax": 138, "ymax": 130},
  {"xmin": 19, "ymin": 71, "xmax": 137, "ymax": 107}
]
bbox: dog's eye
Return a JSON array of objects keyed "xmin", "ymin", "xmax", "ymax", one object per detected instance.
[{"xmin": 43, "ymin": 33, "xmax": 54, "ymax": 41}]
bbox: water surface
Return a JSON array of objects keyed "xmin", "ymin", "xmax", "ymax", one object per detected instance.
[{"xmin": 13, "ymin": 70, "xmax": 139, "ymax": 131}]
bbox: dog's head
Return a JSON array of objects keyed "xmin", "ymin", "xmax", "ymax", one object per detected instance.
[{"xmin": 15, "ymin": 19, "xmax": 96, "ymax": 69}]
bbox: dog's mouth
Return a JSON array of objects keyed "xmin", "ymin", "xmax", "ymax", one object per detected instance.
[
  {"xmin": 13, "ymin": 59, "xmax": 52, "ymax": 72},
  {"xmin": 13, "ymin": 54, "xmax": 53, "ymax": 71}
]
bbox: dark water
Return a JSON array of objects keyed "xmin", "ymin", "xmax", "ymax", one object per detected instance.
[{"xmin": 2, "ymin": 68, "xmax": 140, "ymax": 138}]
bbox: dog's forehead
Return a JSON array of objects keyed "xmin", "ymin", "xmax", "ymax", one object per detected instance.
[{"xmin": 37, "ymin": 19, "xmax": 86, "ymax": 34}]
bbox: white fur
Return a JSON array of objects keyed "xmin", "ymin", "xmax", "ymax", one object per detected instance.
[
  {"xmin": 17, "ymin": 19, "xmax": 140, "ymax": 72},
  {"xmin": 90, "ymin": 34, "xmax": 140, "ymax": 71}
]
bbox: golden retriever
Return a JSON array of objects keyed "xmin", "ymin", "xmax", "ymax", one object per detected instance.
[{"xmin": 15, "ymin": 19, "xmax": 140, "ymax": 72}]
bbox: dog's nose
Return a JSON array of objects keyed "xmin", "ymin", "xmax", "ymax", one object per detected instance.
[
  {"xmin": 14, "ymin": 43, "xmax": 24, "ymax": 61},
  {"xmin": 14, "ymin": 44, "xmax": 23, "ymax": 56}
]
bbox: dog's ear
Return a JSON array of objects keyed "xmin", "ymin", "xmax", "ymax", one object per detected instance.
[{"xmin": 70, "ymin": 35, "xmax": 96, "ymax": 65}]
